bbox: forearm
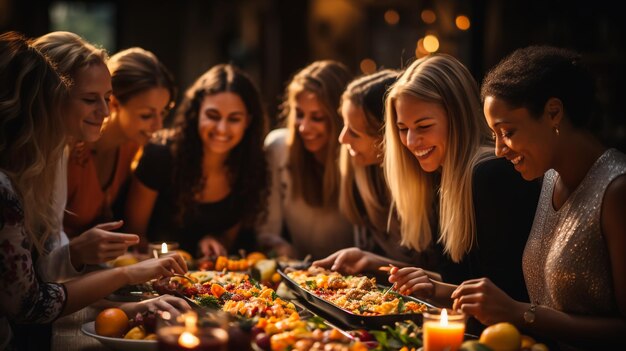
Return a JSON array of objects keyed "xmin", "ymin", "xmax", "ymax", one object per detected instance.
[
  {"xmin": 62, "ymin": 267, "xmax": 130, "ymax": 316},
  {"xmin": 511, "ymin": 302, "xmax": 626, "ymax": 347}
]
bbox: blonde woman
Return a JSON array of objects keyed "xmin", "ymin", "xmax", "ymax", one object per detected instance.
[
  {"xmin": 257, "ymin": 60, "xmax": 354, "ymax": 259},
  {"xmin": 384, "ymin": 54, "xmax": 540, "ymax": 318},
  {"xmin": 64, "ymin": 47, "xmax": 176, "ymax": 237},
  {"xmin": 0, "ymin": 31, "xmax": 187, "ymax": 350},
  {"xmin": 32, "ymin": 31, "xmax": 140, "ymax": 281},
  {"xmin": 314, "ymin": 70, "xmax": 437, "ymax": 274}
]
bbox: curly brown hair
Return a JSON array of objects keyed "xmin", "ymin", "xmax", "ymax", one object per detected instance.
[{"xmin": 169, "ymin": 64, "xmax": 269, "ymax": 228}]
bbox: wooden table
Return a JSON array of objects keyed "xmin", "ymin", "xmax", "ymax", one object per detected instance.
[{"xmin": 51, "ymin": 307, "xmax": 106, "ymax": 351}]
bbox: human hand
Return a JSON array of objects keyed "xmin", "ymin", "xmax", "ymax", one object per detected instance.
[
  {"xmin": 451, "ymin": 277, "xmax": 521, "ymax": 325},
  {"xmin": 198, "ymin": 235, "xmax": 227, "ymax": 258},
  {"xmin": 312, "ymin": 247, "xmax": 370, "ymax": 275},
  {"xmin": 121, "ymin": 255, "xmax": 187, "ymax": 285},
  {"xmin": 273, "ymin": 242, "xmax": 297, "ymax": 259},
  {"xmin": 122, "ymin": 295, "xmax": 192, "ymax": 318},
  {"xmin": 69, "ymin": 220, "xmax": 140, "ymax": 268},
  {"xmin": 388, "ymin": 266, "xmax": 435, "ymax": 299}
]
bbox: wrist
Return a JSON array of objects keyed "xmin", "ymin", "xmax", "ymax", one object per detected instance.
[
  {"xmin": 68, "ymin": 242, "xmax": 84, "ymax": 271},
  {"xmin": 514, "ymin": 301, "xmax": 532, "ymax": 327}
]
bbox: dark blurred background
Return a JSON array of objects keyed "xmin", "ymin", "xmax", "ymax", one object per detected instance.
[{"xmin": 3, "ymin": 0, "xmax": 624, "ymax": 150}]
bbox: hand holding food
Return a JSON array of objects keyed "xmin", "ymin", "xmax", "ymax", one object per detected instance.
[
  {"xmin": 451, "ymin": 277, "xmax": 520, "ymax": 326},
  {"xmin": 121, "ymin": 255, "xmax": 187, "ymax": 285},
  {"xmin": 312, "ymin": 247, "xmax": 371, "ymax": 275},
  {"xmin": 69, "ymin": 220, "xmax": 139, "ymax": 267},
  {"xmin": 387, "ymin": 266, "xmax": 434, "ymax": 298}
]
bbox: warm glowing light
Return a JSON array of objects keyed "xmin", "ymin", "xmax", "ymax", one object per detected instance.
[
  {"xmin": 360, "ymin": 58, "xmax": 377, "ymax": 74},
  {"xmin": 421, "ymin": 9, "xmax": 436, "ymax": 24},
  {"xmin": 423, "ymin": 35, "xmax": 439, "ymax": 52},
  {"xmin": 184, "ymin": 313, "xmax": 198, "ymax": 330},
  {"xmin": 161, "ymin": 311, "xmax": 171, "ymax": 320},
  {"xmin": 415, "ymin": 39, "xmax": 429, "ymax": 58},
  {"xmin": 384, "ymin": 9, "xmax": 400, "ymax": 25},
  {"xmin": 178, "ymin": 331, "xmax": 200, "ymax": 348},
  {"xmin": 440, "ymin": 308, "xmax": 448, "ymax": 325},
  {"xmin": 456, "ymin": 15, "xmax": 470, "ymax": 30},
  {"xmin": 161, "ymin": 242, "xmax": 168, "ymax": 254}
]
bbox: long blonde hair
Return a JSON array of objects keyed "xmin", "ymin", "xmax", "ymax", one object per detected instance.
[
  {"xmin": 0, "ymin": 32, "xmax": 68, "ymax": 254},
  {"xmin": 384, "ymin": 54, "xmax": 493, "ymax": 262},
  {"xmin": 283, "ymin": 60, "xmax": 352, "ymax": 207},
  {"xmin": 339, "ymin": 70, "xmax": 399, "ymax": 232}
]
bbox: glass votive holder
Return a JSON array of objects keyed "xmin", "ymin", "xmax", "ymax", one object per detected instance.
[
  {"xmin": 422, "ymin": 308, "xmax": 466, "ymax": 351},
  {"xmin": 157, "ymin": 310, "xmax": 228, "ymax": 351},
  {"xmin": 149, "ymin": 242, "xmax": 179, "ymax": 258}
]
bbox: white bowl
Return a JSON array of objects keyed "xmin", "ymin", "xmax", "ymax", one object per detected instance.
[{"xmin": 81, "ymin": 321, "xmax": 157, "ymax": 351}]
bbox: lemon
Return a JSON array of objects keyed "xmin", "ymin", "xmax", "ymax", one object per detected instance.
[
  {"xmin": 111, "ymin": 254, "xmax": 138, "ymax": 267},
  {"xmin": 479, "ymin": 322, "xmax": 522, "ymax": 351}
]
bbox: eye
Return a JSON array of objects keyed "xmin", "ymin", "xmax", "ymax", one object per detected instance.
[
  {"xmin": 397, "ymin": 127, "xmax": 408, "ymax": 134},
  {"xmin": 418, "ymin": 124, "xmax": 433, "ymax": 130},
  {"xmin": 295, "ymin": 111, "xmax": 304, "ymax": 119},
  {"xmin": 82, "ymin": 98, "xmax": 96, "ymax": 104},
  {"xmin": 140, "ymin": 114, "xmax": 154, "ymax": 121},
  {"xmin": 228, "ymin": 116, "xmax": 243, "ymax": 123},
  {"xmin": 348, "ymin": 128, "xmax": 359, "ymax": 138},
  {"xmin": 312, "ymin": 116, "xmax": 326, "ymax": 123},
  {"xmin": 501, "ymin": 130, "xmax": 514, "ymax": 138},
  {"xmin": 206, "ymin": 113, "xmax": 220, "ymax": 121}
]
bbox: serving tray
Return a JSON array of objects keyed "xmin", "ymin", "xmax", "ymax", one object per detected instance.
[{"xmin": 278, "ymin": 268, "xmax": 436, "ymax": 330}]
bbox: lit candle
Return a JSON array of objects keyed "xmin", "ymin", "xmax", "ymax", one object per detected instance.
[
  {"xmin": 150, "ymin": 242, "xmax": 179, "ymax": 258},
  {"xmin": 157, "ymin": 311, "xmax": 228, "ymax": 351},
  {"xmin": 162, "ymin": 242, "xmax": 169, "ymax": 255},
  {"xmin": 423, "ymin": 309, "xmax": 465, "ymax": 351}
]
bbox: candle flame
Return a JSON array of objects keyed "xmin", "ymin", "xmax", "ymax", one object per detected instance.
[
  {"xmin": 178, "ymin": 331, "xmax": 200, "ymax": 348},
  {"xmin": 184, "ymin": 312, "xmax": 198, "ymax": 331},
  {"xmin": 440, "ymin": 308, "xmax": 448, "ymax": 325},
  {"xmin": 161, "ymin": 242, "xmax": 168, "ymax": 254}
]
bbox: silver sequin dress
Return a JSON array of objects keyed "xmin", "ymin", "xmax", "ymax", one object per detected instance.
[{"xmin": 523, "ymin": 148, "xmax": 626, "ymax": 316}]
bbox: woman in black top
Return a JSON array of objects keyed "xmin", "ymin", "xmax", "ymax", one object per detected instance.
[
  {"xmin": 126, "ymin": 64, "xmax": 269, "ymax": 257},
  {"xmin": 382, "ymin": 54, "xmax": 540, "ymax": 333}
]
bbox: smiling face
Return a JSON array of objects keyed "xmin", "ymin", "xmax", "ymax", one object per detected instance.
[
  {"xmin": 112, "ymin": 87, "xmax": 170, "ymax": 145},
  {"xmin": 395, "ymin": 94, "xmax": 449, "ymax": 173},
  {"xmin": 197, "ymin": 92, "xmax": 249, "ymax": 155},
  {"xmin": 294, "ymin": 91, "xmax": 331, "ymax": 161},
  {"xmin": 65, "ymin": 62, "xmax": 113, "ymax": 142},
  {"xmin": 484, "ymin": 96, "xmax": 555, "ymax": 180},
  {"xmin": 338, "ymin": 100, "xmax": 381, "ymax": 166}
]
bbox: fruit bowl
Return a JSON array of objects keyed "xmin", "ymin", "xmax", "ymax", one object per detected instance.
[{"xmin": 81, "ymin": 321, "xmax": 157, "ymax": 351}]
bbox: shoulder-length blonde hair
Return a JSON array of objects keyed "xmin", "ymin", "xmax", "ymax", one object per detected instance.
[
  {"xmin": 383, "ymin": 54, "xmax": 493, "ymax": 262},
  {"xmin": 339, "ymin": 70, "xmax": 399, "ymax": 232},
  {"xmin": 0, "ymin": 32, "xmax": 68, "ymax": 254},
  {"xmin": 283, "ymin": 60, "xmax": 352, "ymax": 207}
]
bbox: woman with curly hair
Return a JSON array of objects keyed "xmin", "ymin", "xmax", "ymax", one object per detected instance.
[{"xmin": 126, "ymin": 64, "xmax": 269, "ymax": 257}]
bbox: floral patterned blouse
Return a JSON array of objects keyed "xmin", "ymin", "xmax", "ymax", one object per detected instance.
[{"xmin": 0, "ymin": 172, "xmax": 67, "ymax": 349}]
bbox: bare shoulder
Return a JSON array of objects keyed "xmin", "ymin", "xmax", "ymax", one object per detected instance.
[{"xmin": 602, "ymin": 173, "xmax": 626, "ymax": 239}]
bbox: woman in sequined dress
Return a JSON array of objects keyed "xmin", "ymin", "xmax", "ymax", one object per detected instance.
[{"xmin": 452, "ymin": 46, "xmax": 626, "ymax": 349}]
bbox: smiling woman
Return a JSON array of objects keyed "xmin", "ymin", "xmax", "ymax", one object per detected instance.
[
  {"xmin": 56, "ymin": 46, "xmax": 177, "ymax": 238},
  {"xmin": 125, "ymin": 64, "xmax": 269, "ymax": 257}
]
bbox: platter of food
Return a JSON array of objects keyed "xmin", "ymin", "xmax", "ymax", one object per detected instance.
[{"xmin": 279, "ymin": 267, "xmax": 433, "ymax": 329}]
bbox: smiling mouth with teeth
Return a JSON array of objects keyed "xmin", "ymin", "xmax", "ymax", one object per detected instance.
[
  {"xmin": 414, "ymin": 146, "xmax": 434, "ymax": 158},
  {"xmin": 511, "ymin": 155, "xmax": 523, "ymax": 165}
]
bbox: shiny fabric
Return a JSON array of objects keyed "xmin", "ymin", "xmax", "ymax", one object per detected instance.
[{"xmin": 523, "ymin": 149, "xmax": 626, "ymax": 315}]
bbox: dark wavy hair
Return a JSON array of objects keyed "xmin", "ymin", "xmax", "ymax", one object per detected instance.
[{"xmin": 169, "ymin": 64, "xmax": 269, "ymax": 228}]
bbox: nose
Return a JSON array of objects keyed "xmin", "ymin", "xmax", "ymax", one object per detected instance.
[
  {"xmin": 151, "ymin": 116, "xmax": 163, "ymax": 132},
  {"xmin": 338, "ymin": 126, "xmax": 348, "ymax": 144},
  {"xmin": 494, "ymin": 137, "xmax": 509, "ymax": 157},
  {"xmin": 405, "ymin": 129, "xmax": 420, "ymax": 150},
  {"xmin": 298, "ymin": 118, "xmax": 310, "ymax": 134},
  {"xmin": 216, "ymin": 118, "xmax": 228, "ymax": 133},
  {"xmin": 99, "ymin": 98, "xmax": 110, "ymax": 117}
]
